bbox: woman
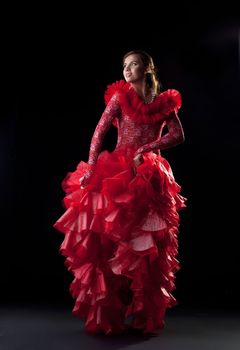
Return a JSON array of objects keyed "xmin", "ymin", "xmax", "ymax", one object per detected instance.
[{"xmin": 53, "ymin": 50, "xmax": 186, "ymax": 335}]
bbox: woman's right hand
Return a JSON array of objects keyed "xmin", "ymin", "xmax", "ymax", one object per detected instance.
[{"xmin": 79, "ymin": 169, "xmax": 93, "ymax": 189}]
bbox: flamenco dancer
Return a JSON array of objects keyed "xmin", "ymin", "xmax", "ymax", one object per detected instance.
[{"xmin": 54, "ymin": 50, "xmax": 186, "ymax": 335}]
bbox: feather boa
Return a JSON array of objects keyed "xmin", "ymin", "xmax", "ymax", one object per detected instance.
[{"xmin": 104, "ymin": 80, "xmax": 182, "ymax": 124}]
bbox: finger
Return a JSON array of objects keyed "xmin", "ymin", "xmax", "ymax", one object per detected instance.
[{"xmin": 132, "ymin": 164, "xmax": 136, "ymax": 175}]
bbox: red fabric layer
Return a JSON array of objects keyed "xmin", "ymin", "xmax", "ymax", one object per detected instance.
[{"xmin": 53, "ymin": 150, "xmax": 186, "ymax": 334}]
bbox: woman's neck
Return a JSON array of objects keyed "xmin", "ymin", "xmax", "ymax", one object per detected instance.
[{"xmin": 130, "ymin": 81, "xmax": 153, "ymax": 103}]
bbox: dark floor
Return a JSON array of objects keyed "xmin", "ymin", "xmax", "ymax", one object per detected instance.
[{"xmin": 1, "ymin": 303, "xmax": 240, "ymax": 350}]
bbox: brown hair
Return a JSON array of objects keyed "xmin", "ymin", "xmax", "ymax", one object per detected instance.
[{"xmin": 122, "ymin": 50, "xmax": 162, "ymax": 94}]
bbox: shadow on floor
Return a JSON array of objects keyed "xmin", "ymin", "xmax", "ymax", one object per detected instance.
[{"xmin": 1, "ymin": 303, "xmax": 240, "ymax": 350}]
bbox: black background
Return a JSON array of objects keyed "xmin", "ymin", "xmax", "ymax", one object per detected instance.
[{"xmin": 1, "ymin": 3, "xmax": 239, "ymax": 310}]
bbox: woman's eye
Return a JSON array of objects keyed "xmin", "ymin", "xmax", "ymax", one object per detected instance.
[{"xmin": 123, "ymin": 62, "xmax": 138, "ymax": 70}]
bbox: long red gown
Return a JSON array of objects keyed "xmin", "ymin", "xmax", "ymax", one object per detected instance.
[{"xmin": 53, "ymin": 80, "xmax": 186, "ymax": 334}]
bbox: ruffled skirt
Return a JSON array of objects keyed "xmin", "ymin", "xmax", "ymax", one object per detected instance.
[{"xmin": 53, "ymin": 149, "xmax": 186, "ymax": 334}]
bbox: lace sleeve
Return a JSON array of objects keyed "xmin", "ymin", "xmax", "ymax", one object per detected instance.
[
  {"xmin": 134, "ymin": 111, "xmax": 185, "ymax": 156},
  {"xmin": 88, "ymin": 93, "xmax": 120, "ymax": 166}
]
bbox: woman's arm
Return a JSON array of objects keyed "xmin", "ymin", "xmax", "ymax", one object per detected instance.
[
  {"xmin": 88, "ymin": 93, "xmax": 120, "ymax": 166},
  {"xmin": 134, "ymin": 111, "xmax": 185, "ymax": 157},
  {"xmin": 80, "ymin": 93, "xmax": 120, "ymax": 187}
]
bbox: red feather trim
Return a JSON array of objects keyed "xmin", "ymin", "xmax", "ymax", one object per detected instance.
[{"xmin": 104, "ymin": 80, "xmax": 182, "ymax": 124}]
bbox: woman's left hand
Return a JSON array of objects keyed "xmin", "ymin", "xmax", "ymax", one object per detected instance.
[{"xmin": 132, "ymin": 153, "xmax": 143, "ymax": 173}]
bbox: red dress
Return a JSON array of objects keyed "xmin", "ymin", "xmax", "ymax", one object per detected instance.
[{"xmin": 53, "ymin": 80, "xmax": 186, "ymax": 334}]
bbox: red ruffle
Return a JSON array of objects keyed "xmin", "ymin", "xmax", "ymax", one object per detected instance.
[
  {"xmin": 104, "ymin": 80, "xmax": 182, "ymax": 124},
  {"xmin": 54, "ymin": 149, "xmax": 186, "ymax": 334}
]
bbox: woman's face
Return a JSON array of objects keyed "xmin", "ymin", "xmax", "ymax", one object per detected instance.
[{"xmin": 123, "ymin": 54, "xmax": 146, "ymax": 84}]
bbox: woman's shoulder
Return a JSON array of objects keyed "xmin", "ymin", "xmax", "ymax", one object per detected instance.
[
  {"xmin": 104, "ymin": 80, "xmax": 129, "ymax": 105},
  {"xmin": 157, "ymin": 88, "xmax": 182, "ymax": 114},
  {"xmin": 158, "ymin": 89, "xmax": 182, "ymax": 109}
]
